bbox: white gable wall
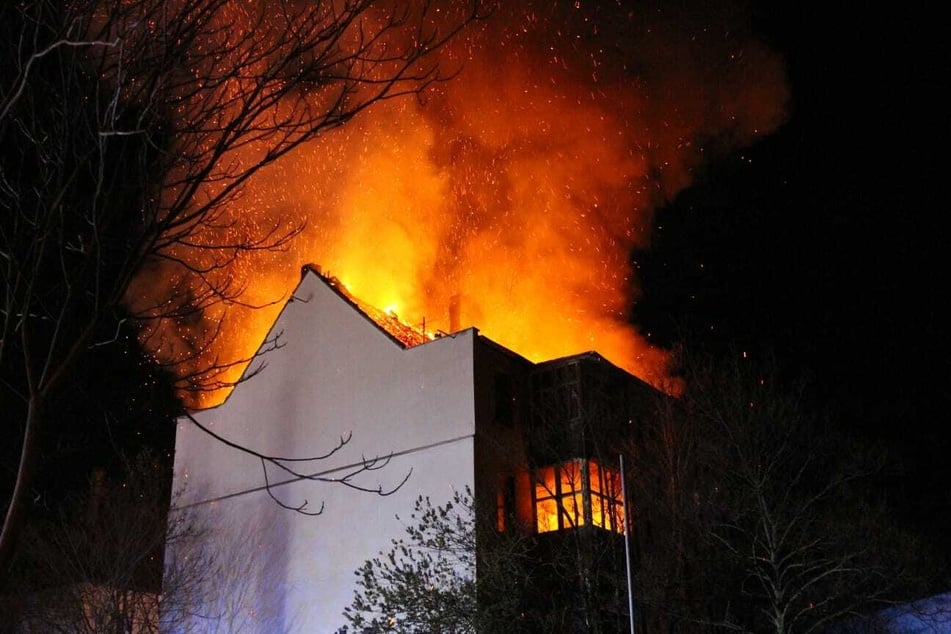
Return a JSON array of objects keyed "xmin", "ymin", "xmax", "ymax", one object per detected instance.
[{"xmin": 168, "ymin": 272, "xmax": 477, "ymax": 631}]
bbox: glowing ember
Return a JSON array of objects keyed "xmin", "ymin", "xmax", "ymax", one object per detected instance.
[
  {"xmin": 322, "ymin": 270, "xmax": 432, "ymax": 348},
  {"xmin": 127, "ymin": 1, "xmax": 788, "ymax": 409}
]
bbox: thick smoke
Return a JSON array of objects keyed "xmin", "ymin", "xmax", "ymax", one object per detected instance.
[{"xmin": 129, "ymin": 0, "xmax": 788, "ymax": 408}]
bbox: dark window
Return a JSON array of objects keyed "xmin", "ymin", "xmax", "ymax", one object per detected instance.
[
  {"xmin": 496, "ymin": 475, "xmax": 516, "ymax": 532},
  {"xmin": 494, "ymin": 373, "xmax": 515, "ymax": 425}
]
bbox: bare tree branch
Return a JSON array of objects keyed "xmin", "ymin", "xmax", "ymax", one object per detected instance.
[
  {"xmin": 1, "ymin": 0, "xmax": 484, "ymax": 576},
  {"xmin": 183, "ymin": 412, "xmax": 412, "ymax": 517}
]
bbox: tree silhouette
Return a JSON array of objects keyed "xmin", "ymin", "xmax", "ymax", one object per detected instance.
[
  {"xmin": 340, "ymin": 487, "xmax": 534, "ymax": 634},
  {"xmin": 629, "ymin": 348, "xmax": 938, "ymax": 632},
  {"xmin": 1, "ymin": 0, "xmax": 482, "ymax": 577}
]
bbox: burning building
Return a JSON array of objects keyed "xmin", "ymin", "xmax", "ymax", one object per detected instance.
[{"xmin": 167, "ymin": 265, "xmax": 660, "ymax": 631}]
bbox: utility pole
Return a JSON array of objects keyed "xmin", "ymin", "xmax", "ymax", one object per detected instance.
[{"xmin": 620, "ymin": 453, "xmax": 635, "ymax": 634}]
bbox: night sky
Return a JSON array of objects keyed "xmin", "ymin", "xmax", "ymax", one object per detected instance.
[{"xmin": 633, "ymin": 3, "xmax": 948, "ymax": 543}]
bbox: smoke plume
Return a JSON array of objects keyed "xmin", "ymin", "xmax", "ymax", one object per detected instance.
[{"xmin": 128, "ymin": 0, "xmax": 788, "ymax": 408}]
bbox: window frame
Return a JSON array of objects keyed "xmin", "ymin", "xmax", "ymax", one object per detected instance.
[{"xmin": 532, "ymin": 458, "xmax": 624, "ymax": 535}]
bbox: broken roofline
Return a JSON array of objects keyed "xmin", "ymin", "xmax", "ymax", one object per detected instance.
[
  {"xmin": 297, "ymin": 264, "xmax": 645, "ymax": 383},
  {"xmin": 300, "ymin": 263, "xmax": 438, "ymax": 349}
]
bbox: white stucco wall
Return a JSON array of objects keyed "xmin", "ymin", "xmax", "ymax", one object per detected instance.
[{"xmin": 167, "ymin": 272, "xmax": 477, "ymax": 631}]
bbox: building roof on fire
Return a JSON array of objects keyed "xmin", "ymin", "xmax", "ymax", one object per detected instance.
[{"xmin": 300, "ymin": 263, "xmax": 435, "ymax": 349}]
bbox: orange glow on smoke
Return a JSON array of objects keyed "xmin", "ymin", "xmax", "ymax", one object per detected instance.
[{"xmin": 127, "ymin": 1, "xmax": 788, "ymax": 409}]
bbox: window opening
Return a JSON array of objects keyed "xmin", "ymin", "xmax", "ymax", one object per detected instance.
[
  {"xmin": 533, "ymin": 459, "xmax": 624, "ymax": 534},
  {"xmin": 494, "ymin": 373, "xmax": 516, "ymax": 425},
  {"xmin": 496, "ymin": 476, "xmax": 516, "ymax": 532}
]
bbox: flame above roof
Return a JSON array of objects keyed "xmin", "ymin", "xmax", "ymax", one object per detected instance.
[{"xmin": 303, "ymin": 264, "xmax": 432, "ymax": 348}]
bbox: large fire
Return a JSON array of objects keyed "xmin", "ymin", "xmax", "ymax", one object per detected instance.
[{"xmin": 127, "ymin": 1, "xmax": 788, "ymax": 409}]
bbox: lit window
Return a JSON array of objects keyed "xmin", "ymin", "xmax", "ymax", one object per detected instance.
[
  {"xmin": 589, "ymin": 461, "xmax": 624, "ymax": 532},
  {"xmin": 533, "ymin": 459, "xmax": 625, "ymax": 534}
]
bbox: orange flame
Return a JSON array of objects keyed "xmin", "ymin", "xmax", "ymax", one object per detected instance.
[{"xmin": 128, "ymin": 1, "xmax": 788, "ymax": 409}]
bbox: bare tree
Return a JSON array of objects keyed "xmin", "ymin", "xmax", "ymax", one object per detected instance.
[
  {"xmin": 629, "ymin": 348, "xmax": 936, "ymax": 633},
  {"xmin": 2, "ymin": 452, "xmax": 172, "ymax": 633},
  {"xmin": 0, "ymin": 451, "xmax": 294, "ymax": 633},
  {"xmin": 161, "ymin": 500, "xmax": 301, "ymax": 633},
  {"xmin": 0, "ymin": 0, "xmax": 483, "ymax": 576}
]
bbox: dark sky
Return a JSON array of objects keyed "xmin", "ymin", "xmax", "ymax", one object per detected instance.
[{"xmin": 633, "ymin": 4, "xmax": 948, "ymax": 536}]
